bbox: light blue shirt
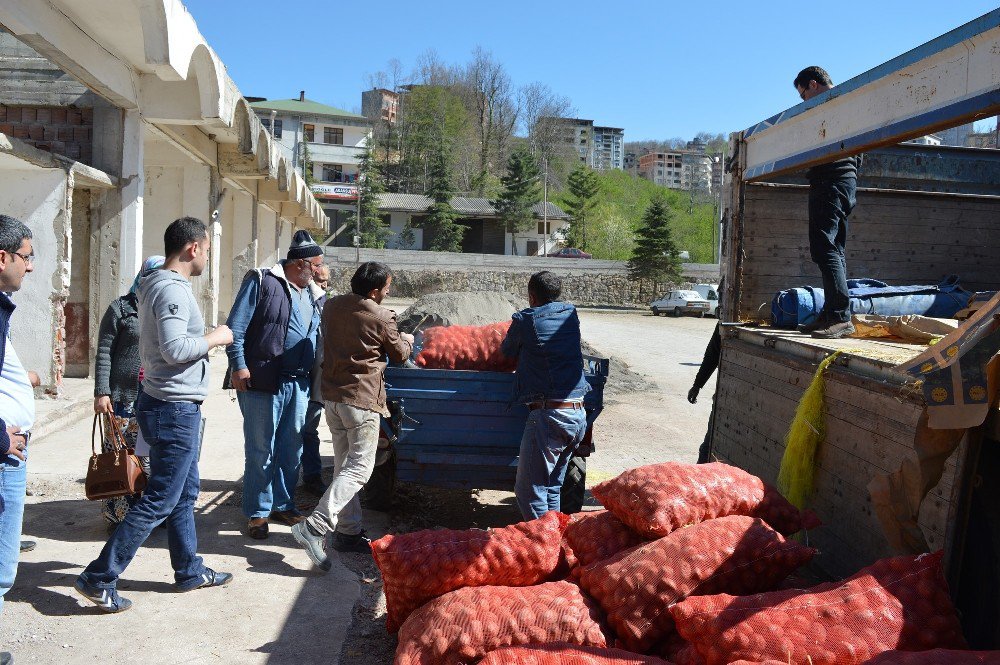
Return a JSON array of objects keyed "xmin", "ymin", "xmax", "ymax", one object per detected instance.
[{"xmin": 0, "ymin": 335, "xmax": 35, "ymax": 431}]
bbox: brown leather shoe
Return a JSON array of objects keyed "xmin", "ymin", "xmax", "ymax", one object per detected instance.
[
  {"xmin": 268, "ymin": 510, "xmax": 306, "ymax": 527},
  {"xmin": 247, "ymin": 518, "xmax": 269, "ymax": 540}
]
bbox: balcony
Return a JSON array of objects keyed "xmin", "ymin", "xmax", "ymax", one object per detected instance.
[{"xmin": 307, "ymin": 143, "xmax": 365, "ymax": 164}]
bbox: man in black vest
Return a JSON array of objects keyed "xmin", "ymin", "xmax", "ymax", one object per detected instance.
[{"xmin": 227, "ymin": 231, "xmax": 325, "ymax": 540}]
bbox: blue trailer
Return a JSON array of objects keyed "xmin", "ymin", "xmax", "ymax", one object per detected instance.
[{"xmin": 362, "ymin": 356, "xmax": 609, "ymax": 512}]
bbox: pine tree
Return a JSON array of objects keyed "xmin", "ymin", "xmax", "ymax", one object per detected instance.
[
  {"xmin": 565, "ymin": 165, "xmax": 599, "ymax": 250},
  {"xmin": 301, "ymin": 140, "xmax": 315, "ymax": 186},
  {"xmin": 490, "ymin": 148, "xmax": 541, "ymax": 255},
  {"xmin": 355, "ymin": 145, "xmax": 390, "ymax": 248},
  {"xmin": 418, "ymin": 139, "xmax": 464, "ymax": 252},
  {"xmin": 397, "ymin": 220, "xmax": 416, "ymax": 249},
  {"xmin": 627, "ymin": 197, "xmax": 682, "ymax": 282}
]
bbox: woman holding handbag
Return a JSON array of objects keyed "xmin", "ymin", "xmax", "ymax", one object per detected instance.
[{"xmin": 93, "ymin": 256, "xmax": 163, "ymax": 529}]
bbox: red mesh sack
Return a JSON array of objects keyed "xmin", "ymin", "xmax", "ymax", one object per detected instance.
[
  {"xmin": 415, "ymin": 321, "xmax": 517, "ymax": 371},
  {"xmin": 753, "ymin": 483, "xmax": 822, "ymax": 536},
  {"xmin": 394, "ymin": 581, "xmax": 608, "ymax": 665},
  {"xmin": 563, "ymin": 510, "xmax": 646, "ymax": 572},
  {"xmin": 670, "ymin": 551, "xmax": 967, "ymax": 665},
  {"xmin": 372, "ymin": 511, "xmax": 569, "ymax": 633},
  {"xmin": 480, "ymin": 643, "xmax": 673, "ymax": 664},
  {"xmin": 591, "ymin": 462, "xmax": 767, "ymax": 538},
  {"xmin": 578, "ymin": 516, "xmax": 815, "ymax": 653},
  {"xmin": 864, "ymin": 650, "xmax": 1000, "ymax": 664}
]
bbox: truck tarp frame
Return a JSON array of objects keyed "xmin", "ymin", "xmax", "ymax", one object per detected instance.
[{"xmin": 742, "ymin": 8, "xmax": 1000, "ymax": 181}]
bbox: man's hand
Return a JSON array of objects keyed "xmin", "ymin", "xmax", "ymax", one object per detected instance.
[
  {"xmin": 5, "ymin": 426, "xmax": 26, "ymax": 461},
  {"xmin": 400, "ymin": 332, "xmax": 415, "ymax": 346},
  {"xmin": 687, "ymin": 386, "xmax": 700, "ymax": 404},
  {"xmin": 231, "ymin": 368, "xmax": 251, "ymax": 392},
  {"xmin": 94, "ymin": 395, "xmax": 113, "ymax": 414},
  {"xmin": 205, "ymin": 324, "xmax": 234, "ymax": 349},
  {"xmin": 27, "ymin": 371, "xmax": 40, "ymax": 388}
]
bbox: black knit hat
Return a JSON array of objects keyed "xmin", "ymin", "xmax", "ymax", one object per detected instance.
[{"xmin": 287, "ymin": 230, "xmax": 322, "ymax": 260}]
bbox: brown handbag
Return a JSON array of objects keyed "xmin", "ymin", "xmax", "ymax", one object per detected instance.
[{"xmin": 85, "ymin": 413, "xmax": 147, "ymax": 500}]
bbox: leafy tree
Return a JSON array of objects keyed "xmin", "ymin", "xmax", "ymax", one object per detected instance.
[
  {"xmin": 627, "ymin": 197, "xmax": 682, "ymax": 283},
  {"xmin": 301, "ymin": 139, "xmax": 315, "ymax": 186},
  {"xmin": 416, "ymin": 138, "xmax": 464, "ymax": 252},
  {"xmin": 564, "ymin": 165, "xmax": 599, "ymax": 249},
  {"xmin": 355, "ymin": 145, "xmax": 390, "ymax": 248},
  {"xmin": 491, "ymin": 148, "xmax": 540, "ymax": 255}
]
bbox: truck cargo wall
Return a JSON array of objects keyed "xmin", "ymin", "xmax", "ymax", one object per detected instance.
[
  {"xmin": 733, "ymin": 183, "xmax": 1000, "ymax": 322},
  {"xmin": 710, "ymin": 337, "xmax": 966, "ymax": 579}
]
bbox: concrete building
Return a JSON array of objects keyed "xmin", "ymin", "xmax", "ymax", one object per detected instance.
[
  {"xmin": 637, "ymin": 149, "xmax": 713, "ymax": 192},
  {"xmin": 937, "ymin": 122, "xmax": 974, "ymax": 147},
  {"xmin": 0, "ymin": 1, "xmax": 326, "ymax": 392},
  {"xmin": 907, "ymin": 134, "xmax": 943, "ymax": 146},
  {"xmin": 376, "ymin": 193, "xmax": 570, "ymax": 256},
  {"xmin": 710, "ymin": 155, "xmax": 724, "ymax": 195},
  {"xmin": 592, "ymin": 126, "xmax": 624, "ymax": 170},
  {"xmin": 250, "ymin": 94, "xmax": 371, "ymax": 240},
  {"xmin": 624, "ymin": 151, "xmax": 638, "ymax": 175},
  {"xmin": 361, "ymin": 88, "xmax": 399, "ymax": 125}
]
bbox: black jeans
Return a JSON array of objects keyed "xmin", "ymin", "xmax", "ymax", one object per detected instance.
[{"xmin": 808, "ymin": 178, "xmax": 857, "ymax": 323}]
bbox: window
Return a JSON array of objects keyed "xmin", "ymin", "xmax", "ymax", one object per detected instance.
[
  {"xmin": 324, "ymin": 127, "xmax": 344, "ymax": 145},
  {"xmin": 260, "ymin": 118, "xmax": 270, "ymax": 129},
  {"xmin": 322, "ymin": 164, "xmax": 343, "ymax": 182},
  {"xmin": 537, "ymin": 220, "xmax": 550, "ymax": 235},
  {"xmin": 303, "ymin": 124, "xmax": 315, "ymax": 142},
  {"xmin": 272, "ymin": 119, "xmax": 282, "ymax": 139}
]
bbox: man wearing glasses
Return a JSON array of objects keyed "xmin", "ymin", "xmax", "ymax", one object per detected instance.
[
  {"xmin": 0, "ymin": 215, "xmax": 36, "ymax": 665},
  {"xmin": 226, "ymin": 231, "xmax": 326, "ymax": 540},
  {"xmin": 793, "ymin": 66, "xmax": 861, "ymax": 340}
]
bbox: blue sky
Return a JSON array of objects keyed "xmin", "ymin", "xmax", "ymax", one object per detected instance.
[{"xmin": 185, "ymin": 1, "xmax": 999, "ymax": 142}]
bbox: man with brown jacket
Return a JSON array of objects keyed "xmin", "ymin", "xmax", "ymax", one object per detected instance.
[{"xmin": 292, "ymin": 262, "xmax": 412, "ymax": 570}]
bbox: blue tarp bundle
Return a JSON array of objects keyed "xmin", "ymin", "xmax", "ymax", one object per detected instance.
[{"xmin": 771, "ymin": 275, "xmax": 971, "ymax": 328}]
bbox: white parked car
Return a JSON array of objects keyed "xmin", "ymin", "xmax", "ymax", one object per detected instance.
[
  {"xmin": 650, "ymin": 290, "xmax": 711, "ymax": 317},
  {"xmin": 691, "ymin": 283, "xmax": 720, "ymax": 317}
]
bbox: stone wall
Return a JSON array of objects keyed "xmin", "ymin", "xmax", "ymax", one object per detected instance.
[{"xmin": 323, "ymin": 247, "xmax": 720, "ymax": 307}]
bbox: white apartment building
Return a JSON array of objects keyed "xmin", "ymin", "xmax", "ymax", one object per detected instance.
[
  {"xmin": 592, "ymin": 126, "xmax": 624, "ymax": 170},
  {"xmin": 251, "ymin": 93, "xmax": 371, "ymax": 239}
]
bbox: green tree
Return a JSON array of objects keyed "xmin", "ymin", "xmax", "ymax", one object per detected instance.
[
  {"xmin": 627, "ymin": 197, "xmax": 682, "ymax": 283},
  {"xmin": 564, "ymin": 165, "xmax": 599, "ymax": 249},
  {"xmin": 418, "ymin": 139, "xmax": 464, "ymax": 252},
  {"xmin": 491, "ymin": 148, "xmax": 540, "ymax": 255},
  {"xmin": 300, "ymin": 139, "xmax": 315, "ymax": 187},
  {"xmin": 355, "ymin": 145, "xmax": 390, "ymax": 248},
  {"xmin": 397, "ymin": 220, "xmax": 416, "ymax": 249}
]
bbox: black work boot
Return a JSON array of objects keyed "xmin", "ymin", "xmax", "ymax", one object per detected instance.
[
  {"xmin": 332, "ymin": 530, "xmax": 372, "ymax": 554},
  {"xmin": 797, "ymin": 313, "xmax": 829, "ymax": 334}
]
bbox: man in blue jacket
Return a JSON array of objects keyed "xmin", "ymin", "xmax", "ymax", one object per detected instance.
[{"xmin": 501, "ymin": 271, "xmax": 590, "ymax": 519}]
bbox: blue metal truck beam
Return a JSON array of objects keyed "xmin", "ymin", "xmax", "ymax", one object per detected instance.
[{"xmin": 742, "ymin": 9, "xmax": 1000, "ymax": 181}]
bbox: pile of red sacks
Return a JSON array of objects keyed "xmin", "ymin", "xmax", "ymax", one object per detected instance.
[
  {"xmin": 369, "ymin": 461, "xmax": 991, "ymax": 665},
  {"xmin": 414, "ymin": 322, "xmax": 516, "ymax": 372}
]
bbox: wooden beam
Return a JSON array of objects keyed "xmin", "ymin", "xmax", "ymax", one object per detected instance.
[{"xmin": 742, "ymin": 9, "xmax": 1000, "ymax": 180}]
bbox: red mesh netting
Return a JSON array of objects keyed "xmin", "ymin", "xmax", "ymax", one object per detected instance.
[
  {"xmin": 563, "ymin": 510, "xmax": 646, "ymax": 573},
  {"xmin": 394, "ymin": 581, "xmax": 609, "ymax": 665},
  {"xmin": 578, "ymin": 516, "xmax": 815, "ymax": 653},
  {"xmin": 479, "ymin": 643, "xmax": 673, "ymax": 664},
  {"xmin": 753, "ymin": 483, "xmax": 822, "ymax": 536},
  {"xmin": 415, "ymin": 321, "xmax": 516, "ymax": 371},
  {"xmin": 372, "ymin": 511, "xmax": 569, "ymax": 633},
  {"xmin": 863, "ymin": 650, "xmax": 1000, "ymax": 664},
  {"xmin": 669, "ymin": 551, "xmax": 967, "ymax": 665},
  {"xmin": 591, "ymin": 462, "xmax": 767, "ymax": 539}
]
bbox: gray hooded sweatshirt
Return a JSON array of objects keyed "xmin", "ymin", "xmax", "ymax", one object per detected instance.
[{"xmin": 137, "ymin": 269, "xmax": 210, "ymax": 402}]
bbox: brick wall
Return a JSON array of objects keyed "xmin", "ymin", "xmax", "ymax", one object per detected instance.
[{"xmin": 0, "ymin": 105, "xmax": 93, "ymax": 164}]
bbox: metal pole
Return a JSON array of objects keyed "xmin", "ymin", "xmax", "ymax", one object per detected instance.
[{"xmin": 542, "ymin": 158, "xmax": 548, "ymax": 256}]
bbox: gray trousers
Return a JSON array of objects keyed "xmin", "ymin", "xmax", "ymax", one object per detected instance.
[{"xmin": 305, "ymin": 401, "xmax": 379, "ymax": 537}]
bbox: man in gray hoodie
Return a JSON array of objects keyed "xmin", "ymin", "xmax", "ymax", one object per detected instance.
[{"xmin": 75, "ymin": 217, "xmax": 234, "ymax": 613}]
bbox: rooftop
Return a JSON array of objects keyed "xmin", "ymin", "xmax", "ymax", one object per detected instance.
[{"xmin": 250, "ymin": 97, "xmax": 366, "ymax": 120}]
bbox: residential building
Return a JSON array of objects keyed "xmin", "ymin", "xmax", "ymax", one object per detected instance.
[
  {"xmin": 637, "ymin": 149, "xmax": 713, "ymax": 192},
  {"xmin": 592, "ymin": 126, "xmax": 624, "ymax": 170},
  {"xmin": 251, "ymin": 93, "xmax": 371, "ymax": 235},
  {"xmin": 0, "ymin": 5, "xmax": 326, "ymax": 391},
  {"xmin": 362, "ymin": 88, "xmax": 399, "ymax": 124},
  {"xmin": 624, "ymin": 151, "xmax": 638, "ymax": 175},
  {"xmin": 907, "ymin": 134, "xmax": 943, "ymax": 146},
  {"xmin": 682, "ymin": 151, "xmax": 713, "ymax": 191},
  {"xmin": 711, "ymin": 155, "xmax": 724, "ymax": 195},
  {"xmin": 377, "ymin": 193, "xmax": 570, "ymax": 256},
  {"xmin": 937, "ymin": 122, "xmax": 974, "ymax": 147}
]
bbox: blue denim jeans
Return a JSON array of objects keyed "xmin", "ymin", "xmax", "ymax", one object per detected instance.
[
  {"xmin": 238, "ymin": 377, "xmax": 308, "ymax": 519},
  {"xmin": 514, "ymin": 406, "xmax": 588, "ymax": 520},
  {"xmin": 300, "ymin": 400, "xmax": 324, "ymax": 480},
  {"xmin": 79, "ymin": 392, "xmax": 207, "ymax": 590},
  {"xmin": 0, "ymin": 449, "xmax": 27, "ymax": 616},
  {"xmin": 808, "ymin": 178, "xmax": 857, "ymax": 323}
]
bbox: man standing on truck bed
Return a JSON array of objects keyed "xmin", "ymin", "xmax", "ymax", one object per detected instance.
[
  {"xmin": 291, "ymin": 262, "xmax": 413, "ymax": 571},
  {"xmin": 794, "ymin": 66, "xmax": 861, "ymax": 340},
  {"xmin": 501, "ymin": 271, "xmax": 590, "ymax": 519}
]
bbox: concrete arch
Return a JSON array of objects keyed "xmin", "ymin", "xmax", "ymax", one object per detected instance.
[
  {"xmin": 186, "ymin": 44, "xmax": 224, "ymax": 121},
  {"xmin": 277, "ymin": 158, "xmax": 289, "ymax": 191},
  {"xmin": 137, "ymin": 0, "xmax": 171, "ymax": 71},
  {"xmin": 231, "ymin": 98, "xmax": 256, "ymax": 154},
  {"xmin": 257, "ymin": 128, "xmax": 273, "ymax": 174}
]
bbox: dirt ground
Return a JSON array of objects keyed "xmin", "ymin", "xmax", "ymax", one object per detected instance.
[{"xmin": 5, "ymin": 304, "xmax": 717, "ymax": 665}]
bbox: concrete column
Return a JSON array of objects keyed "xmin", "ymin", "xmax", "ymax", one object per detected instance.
[{"xmin": 119, "ymin": 109, "xmax": 144, "ymax": 289}]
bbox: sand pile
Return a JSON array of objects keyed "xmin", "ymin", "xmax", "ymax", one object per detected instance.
[{"xmin": 398, "ymin": 292, "xmax": 528, "ymax": 333}]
